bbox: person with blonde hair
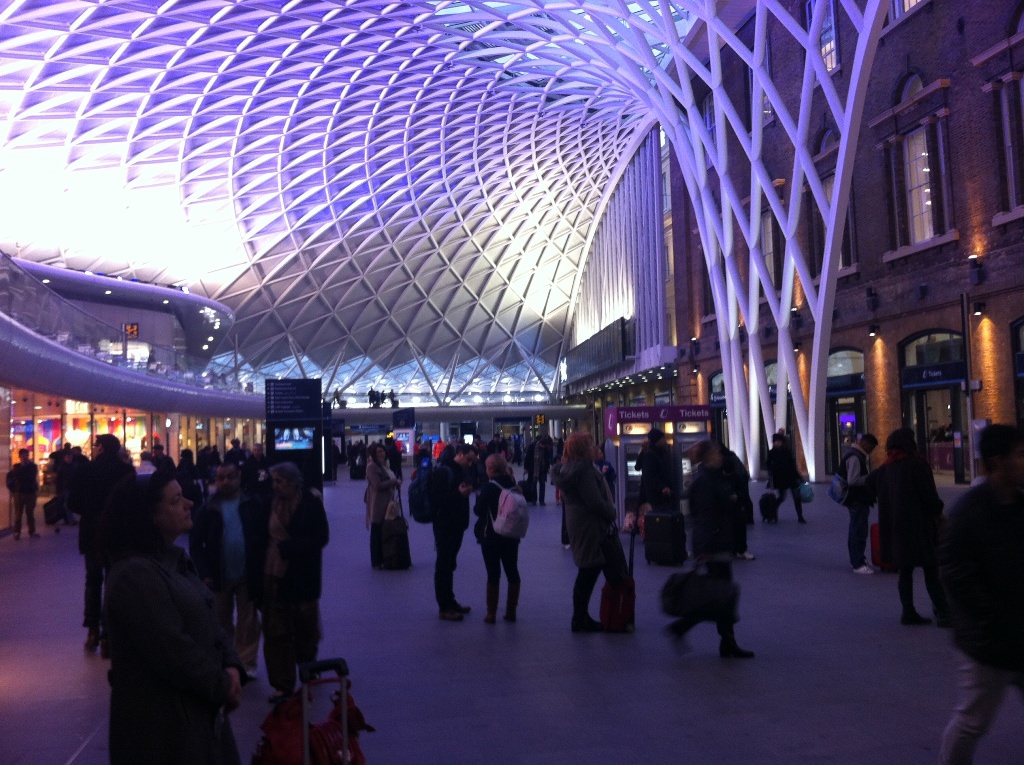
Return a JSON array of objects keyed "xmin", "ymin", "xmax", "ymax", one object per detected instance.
[{"xmin": 550, "ymin": 432, "xmax": 618, "ymax": 633}]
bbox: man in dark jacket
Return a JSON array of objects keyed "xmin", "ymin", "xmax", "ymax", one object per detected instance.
[
  {"xmin": 841, "ymin": 434, "xmax": 878, "ymax": 574},
  {"xmin": 938, "ymin": 424, "xmax": 1024, "ymax": 764},
  {"xmin": 190, "ymin": 462, "xmax": 265, "ymax": 678},
  {"xmin": 766, "ymin": 432, "xmax": 806, "ymax": 523},
  {"xmin": 69, "ymin": 433, "xmax": 135, "ymax": 652},
  {"xmin": 639, "ymin": 429, "xmax": 675, "ymax": 511},
  {"xmin": 9, "ymin": 448, "xmax": 39, "ymax": 540},
  {"xmin": 430, "ymin": 443, "xmax": 478, "ymax": 621}
]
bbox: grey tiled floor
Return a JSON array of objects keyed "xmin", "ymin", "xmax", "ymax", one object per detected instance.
[{"xmin": 1, "ymin": 477, "xmax": 1020, "ymax": 764}]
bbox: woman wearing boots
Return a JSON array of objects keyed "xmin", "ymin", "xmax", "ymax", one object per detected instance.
[
  {"xmin": 473, "ymin": 453, "xmax": 522, "ymax": 623},
  {"xmin": 550, "ymin": 432, "xmax": 618, "ymax": 633},
  {"xmin": 672, "ymin": 440, "xmax": 755, "ymax": 658},
  {"xmin": 866, "ymin": 428, "xmax": 950, "ymax": 626},
  {"xmin": 365, "ymin": 443, "xmax": 400, "ymax": 568}
]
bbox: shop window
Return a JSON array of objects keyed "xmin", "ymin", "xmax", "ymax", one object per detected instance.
[
  {"xmin": 806, "ymin": 0, "xmax": 839, "ymax": 73},
  {"xmin": 902, "ymin": 331, "xmax": 964, "ymax": 367},
  {"xmin": 806, "ymin": 131, "xmax": 855, "ymax": 275}
]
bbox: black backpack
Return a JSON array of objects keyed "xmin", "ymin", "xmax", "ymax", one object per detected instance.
[{"xmin": 408, "ymin": 457, "xmax": 435, "ymax": 523}]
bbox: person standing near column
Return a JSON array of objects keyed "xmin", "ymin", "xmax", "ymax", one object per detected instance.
[
  {"xmin": 258, "ymin": 462, "xmax": 329, "ymax": 702},
  {"xmin": 938, "ymin": 424, "xmax": 1024, "ymax": 765},
  {"xmin": 841, "ymin": 434, "xmax": 878, "ymax": 574},
  {"xmin": 190, "ymin": 462, "xmax": 265, "ymax": 679},
  {"xmin": 8, "ymin": 449, "xmax": 39, "ymax": 540},
  {"xmin": 69, "ymin": 433, "xmax": 135, "ymax": 652},
  {"xmin": 429, "ymin": 443, "xmax": 478, "ymax": 621}
]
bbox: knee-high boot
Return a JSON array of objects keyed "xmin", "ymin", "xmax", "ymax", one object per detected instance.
[
  {"xmin": 504, "ymin": 581, "xmax": 520, "ymax": 622},
  {"xmin": 484, "ymin": 584, "xmax": 500, "ymax": 624}
]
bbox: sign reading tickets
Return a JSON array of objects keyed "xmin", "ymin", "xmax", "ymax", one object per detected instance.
[
  {"xmin": 604, "ymin": 405, "xmax": 711, "ymax": 432},
  {"xmin": 266, "ymin": 378, "xmax": 322, "ymax": 421}
]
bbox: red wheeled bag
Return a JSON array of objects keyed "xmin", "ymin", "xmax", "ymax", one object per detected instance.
[
  {"xmin": 251, "ymin": 658, "xmax": 374, "ymax": 765},
  {"xmin": 870, "ymin": 523, "xmax": 897, "ymax": 572},
  {"xmin": 600, "ymin": 527, "xmax": 636, "ymax": 633}
]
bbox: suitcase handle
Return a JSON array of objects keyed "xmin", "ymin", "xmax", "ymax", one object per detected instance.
[{"xmin": 299, "ymin": 658, "xmax": 349, "ymax": 683}]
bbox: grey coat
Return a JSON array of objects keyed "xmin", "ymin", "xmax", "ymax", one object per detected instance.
[
  {"xmin": 365, "ymin": 459, "xmax": 399, "ymax": 524},
  {"xmin": 550, "ymin": 459, "xmax": 616, "ymax": 568},
  {"xmin": 105, "ymin": 545, "xmax": 242, "ymax": 765}
]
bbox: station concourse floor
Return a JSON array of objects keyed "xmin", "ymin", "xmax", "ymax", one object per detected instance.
[{"xmin": 1, "ymin": 475, "xmax": 1020, "ymax": 765}]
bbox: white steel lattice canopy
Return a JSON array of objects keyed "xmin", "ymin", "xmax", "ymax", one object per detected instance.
[
  {"xmin": 0, "ymin": 0, "xmax": 703, "ymax": 403},
  {"xmin": 0, "ymin": 0, "xmax": 890, "ymax": 477}
]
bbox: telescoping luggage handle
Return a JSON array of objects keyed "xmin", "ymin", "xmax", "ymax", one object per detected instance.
[{"xmin": 299, "ymin": 658, "xmax": 350, "ymax": 765}]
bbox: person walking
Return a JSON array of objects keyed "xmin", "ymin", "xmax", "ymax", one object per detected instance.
[
  {"xmin": 550, "ymin": 432, "xmax": 618, "ymax": 633},
  {"xmin": 766, "ymin": 432, "xmax": 806, "ymax": 523},
  {"xmin": 103, "ymin": 470, "xmax": 243, "ymax": 765},
  {"xmin": 524, "ymin": 435, "xmax": 553, "ymax": 505},
  {"xmin": 365, "ymin": 443, "xmax": 400, "ymax": 569},
  {"xmin": 721, "ymin": 447, "xmax": 755, "ymax": 560},
  {"xmin": 673, "ymin": 440, "xmax": 754, "ymax": 658},
  {"xmin": 938, "ymin": 424, "xmax": 1024, "ymax": 765},
  {"xmin": 257, "ymin": 462, "xmax": 329, "ymax": 702},
  {"xmin": 473, "ymin": 453, "xmax": 522, "ymax": 624},
  {"xmin": 69, "ymin": 433, "xmax": 136, "ymax": 652},
  {"xmin": 8, "ymin": 448, "xmax": 39, "ymax": 540},
  {"xmin": 638, "ymin": 429, "xmax": 674, "ymax": 512},
  {"xmin": 429, "ymin": 443, "xmax": 479, "ymax": 621},
  {"xmin": 866, "ymin": 428, "xmax": 949, "ymax": 626},
  {"xmin": 840, "ymin": 434, "xmax": 878, "ymax": 574},
  {"xmin": 190, "ymin": 462, "xmax": 265, "ymax": 679}
]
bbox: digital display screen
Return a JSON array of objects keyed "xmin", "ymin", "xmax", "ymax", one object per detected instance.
[{"xmin": 274, "ymin": 426, "xmax": 315, "ymax": 451}]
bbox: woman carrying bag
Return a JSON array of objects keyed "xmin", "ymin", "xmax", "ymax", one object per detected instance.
[{"xmin": 365, "ymin": 443, "xmax": 400, "ymax": 569}]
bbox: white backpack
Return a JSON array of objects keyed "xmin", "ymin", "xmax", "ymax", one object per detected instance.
[{"xmin": 490, "ymin": 480, "xmax": 530, "ymax": 539}]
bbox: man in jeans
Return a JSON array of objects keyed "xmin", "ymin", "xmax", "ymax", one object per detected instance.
[
  {"xmin": 842, "ymin": 434, "xmax": 878, "ymax": 574},
  {"xmin": 938, "ymin": 424, "xmax": 1024, "ymax": 764},
  {"xmin": 190, "ymin": 462, "xmax": 264, "ymax": 678}
]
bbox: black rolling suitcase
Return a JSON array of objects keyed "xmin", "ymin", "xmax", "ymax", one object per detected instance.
[
  {"xmin": 518, "ymin": 478, "xmax": 537, "ymax": 504},
  {"xmin": 759, "ymin": 492, "xmax": 780, "ymax": 523},
  {"xmin": 643, "ymin": 510, "xmax": 687, "ymax": 565}
]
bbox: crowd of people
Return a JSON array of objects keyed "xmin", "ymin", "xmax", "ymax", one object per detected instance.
[{"xmin": 7, "ymin": 422, "xmax": 1023, "ymax": 764}]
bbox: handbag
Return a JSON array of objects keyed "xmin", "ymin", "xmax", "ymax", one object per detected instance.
[
  {"xmin": 798, "ymin": 481, "xmax": 814, "ymax": 504},
  {"xmin": 660, "ymin": 563, "xmax": 739, "ymax": 624},
  {"xmin": 599, "ymin": 525, "xmax": 629, "ymax": 585}
]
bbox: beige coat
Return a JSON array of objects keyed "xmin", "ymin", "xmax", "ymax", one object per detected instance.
[{"xmin": 365, "ymin": 459, "xmax": 399, "ymax": 526}]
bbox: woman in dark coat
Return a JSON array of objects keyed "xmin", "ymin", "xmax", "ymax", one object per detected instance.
[
  {"xmin": 866, "ymin": 427, "xmax": 950, "ymax": 626},
  {"xmin": 365, "ymin": 443, "xmax": 399, "ymax": 568},
  {"xmin": 677, "ymin": 440, "xmax": 754, "ymax": 658},
  {"xmin": 766, "ymin": 433, "xmax": 806, "ymax": 522},
  {"xmin": 257, "ymin": 461, "xmax": 330, "ymax": 700},
  {"xmin": 103, "ymin": 470, "xmax": 243, "ymax": 765},
  {"xmin": 550, "ymin": 432, "xmax": 618, "ymax": 633}
]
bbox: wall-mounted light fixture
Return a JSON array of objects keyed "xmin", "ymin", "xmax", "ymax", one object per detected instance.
[
  {"xmin": 972, "ymin": 301, "xmax": 986, "ymax": 316},
  {"xmin": 690, "ymin": 336, "xmax": 700, "ymax": 356},
  {"xmin": 868, "ymin": 324, "xmax": 879, "ymax": 337},
  {"xmin": 691, "ymin": 364, "xmax": 700, "ymax": 376},
  {"xmin": 791, "ymin": 307, "xmax": 804, "ymax": 330},
  {"xmin": 866, "ymin": 287, "xmax": 879, "ymax": 311},
  {"xmin": 916, "ymin": 284, "xmax": 928, "ymax": 300},
  {"xmin": 968, "ymin": 257, "xmax": 984, "ymax": 286},
  {"xmin": 793, "ymin": 341, "xmax": 803, "ymax": 352}
]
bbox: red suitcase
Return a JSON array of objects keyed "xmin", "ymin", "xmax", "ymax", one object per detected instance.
[
  {"xmin": 870, "ymin": 522, "xmax": 896, "ymax": 572},
  {"xmin": 600, "ymin": 528, "xmax": 636, "ymax": 633}
]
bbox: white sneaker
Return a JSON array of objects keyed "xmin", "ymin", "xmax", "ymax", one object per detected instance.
[
  {"xmin": 852, "ymin": 564, "xmax": 875, "ymax": 574},
  {"xmin": 735, "ymin": 551, "xmax": 756, "ymax": 561}
]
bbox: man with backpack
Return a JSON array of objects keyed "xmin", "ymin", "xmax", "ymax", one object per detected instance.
[
  {"xmin": 838, "ymin": 433, "xmax": 878, "ymax": 574},
  {"xmin": 429, "ymin": 443, "xmax": 479, "ymax": 621}
]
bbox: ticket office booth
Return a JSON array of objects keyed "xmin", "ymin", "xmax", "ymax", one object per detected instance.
[{"xmin": 602, "ymin": 405, "xmax": 711, "ymax": 527}]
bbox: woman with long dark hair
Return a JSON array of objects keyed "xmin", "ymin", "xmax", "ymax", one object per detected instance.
[
  {"xmin": 365, "ymin": 443, "xmax": 400, "ymax": 568},
  {"xmin": 550, "ymin": 432, "xmax": 618, "ymax": 633},
  {"xmin": 103, "ymin": 470, "xmax": 243, "ymax": 765}
]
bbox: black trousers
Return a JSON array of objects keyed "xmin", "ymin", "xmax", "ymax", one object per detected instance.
[{"xmin": 433, "ymin": 524, "xmax": 466, "ymax": 611}]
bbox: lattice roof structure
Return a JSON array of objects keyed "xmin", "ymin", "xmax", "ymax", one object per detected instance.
[{"xmin": 0, "ymin": 0, "xmax": 891, "ymax": 475}]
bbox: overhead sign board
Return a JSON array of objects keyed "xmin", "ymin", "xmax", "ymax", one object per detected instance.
[
  {"xmin": 266, "ymin": 378, "xmax": 322, "ymax": 420},
  {"xmin": 604, "ymin": 405, "xmax": 711, "ymax": 431}
]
